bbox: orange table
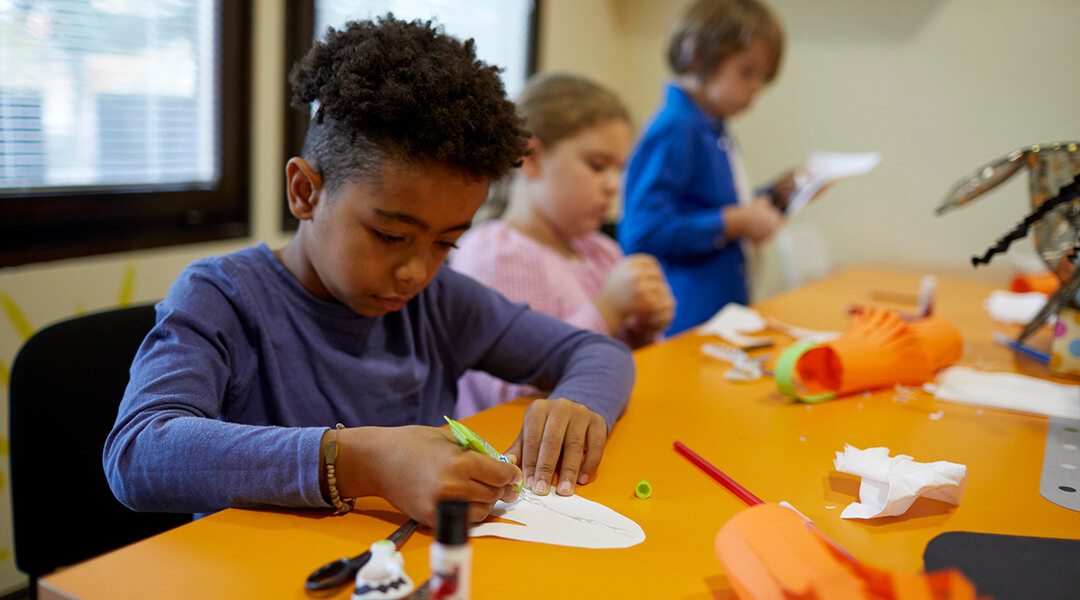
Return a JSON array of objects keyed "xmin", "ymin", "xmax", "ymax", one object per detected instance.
[{"xmin": 41, "ymin": 267, "xmax": 1080, "ymax": 599}]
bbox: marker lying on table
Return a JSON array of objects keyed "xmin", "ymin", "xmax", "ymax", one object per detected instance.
[
  {"xmin": 673, "ymin": 440, "xmax": 857, "ymax": 563},
  {"xmin": 992, "ymin": 331, "xmax": 1050, "ymax": 364},
  {"xmin": 444, "ymin": 416, "xmax": 523, "ymax": 490}
]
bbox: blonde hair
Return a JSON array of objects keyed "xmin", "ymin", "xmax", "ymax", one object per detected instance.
[
  {"xmin": 667, "ymin": 0, "xmax": 784, "ymax": 83},
  {"xmin": 475, "ymin": 73, "xmax": 631, "ymax": 222}
]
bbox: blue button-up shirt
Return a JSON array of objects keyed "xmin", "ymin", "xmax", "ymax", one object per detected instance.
[{"xmin": 620, "ymin": 82, "xmax": 747, "ymax": 335}]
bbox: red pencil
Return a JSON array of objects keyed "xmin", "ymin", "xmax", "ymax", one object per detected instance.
[
  {"xmin": 673, "ymin": 440, "xmax": 763, "ymax": 506},
  {"xmin": 674, "ymin": 440, "xmax": 858, "ymax": 563}
]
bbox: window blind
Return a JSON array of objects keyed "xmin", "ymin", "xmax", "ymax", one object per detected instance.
[{"xmin": 0, "ymin": 0, "xmax": 220, "ymax": 192}]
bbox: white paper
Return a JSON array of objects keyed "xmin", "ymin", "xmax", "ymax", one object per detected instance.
[
  {"xmin": 763, "ymin": 315, "xmax": 841, "ymax": 344},
  {"xmin": 697, "ymin": 303, "xmax": 772, "ymax": 348},
  {"xmin": 469, "ymin": 490, "xmax": 645, "ymax": 549},
  {"xmin": 983, "ymin": 290, "xmax": 1048, "ymax": 324},
  {"xmin": 928, "ymin": 366, "xmax": 1080, "ymax": 420},
  {"xmin": 786, "ymin": 151, "xmax": 881, "ymax": 217},
  {"xmin": 833, "ymin": 444, "xmax": 966, "ymax": 519}
]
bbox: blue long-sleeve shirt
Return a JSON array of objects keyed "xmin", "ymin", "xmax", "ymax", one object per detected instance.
[
  {"xmin": 104, "ymin": 244, "xmax": 634, "ymax": 514},
  {"xmin": 620, "ymin": 83, "xmax": 748, "ymax": 335}
]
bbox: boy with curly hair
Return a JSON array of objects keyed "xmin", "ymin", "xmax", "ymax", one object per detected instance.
[{"xmin": 104, "ymin": 15, "xmax": 634, "ymax": 526}]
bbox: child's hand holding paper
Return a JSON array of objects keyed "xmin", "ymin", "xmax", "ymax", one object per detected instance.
[{"xmin": 784, "ymin": 151, "xmax": 882, "ymax": 217}]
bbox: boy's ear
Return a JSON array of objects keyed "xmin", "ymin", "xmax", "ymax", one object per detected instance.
[
  {"xmin": 285, "ymin": 157, "xmax": 324, "ymax": 220},
  {"xmin": 520, "ymin": 138, "xmax": 545, "ymax": 179}
]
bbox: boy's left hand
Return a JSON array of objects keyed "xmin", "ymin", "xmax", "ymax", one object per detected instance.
[
  {"xmin": 505, "ymin": 398, "xmax": 607, "ymax": 497},
  {"xmin": 768, "ymin": 168, "xmax": 803, "ymax": 212}
]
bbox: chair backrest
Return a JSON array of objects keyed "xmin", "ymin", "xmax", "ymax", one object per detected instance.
[{"xmin": 9, "ymin": 304, "xmax": 191, "ymax": 584}]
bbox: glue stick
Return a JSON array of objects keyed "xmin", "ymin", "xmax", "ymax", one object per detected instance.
[{"xmin": 429, "ymin": 499, "xmax": 471, "ymax": 600}]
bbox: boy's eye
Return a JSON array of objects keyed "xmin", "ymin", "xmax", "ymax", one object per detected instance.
[
  {"xmin": 437, "ymin": 241, "xmax": 460, "ymax": 250},
  {"xmin": 373, "ymin": 230, "xmax": 405, "ymax": 244},
  {"xmin": 586, "ymin": 159, "xmax": 608, "ymax": 172}
]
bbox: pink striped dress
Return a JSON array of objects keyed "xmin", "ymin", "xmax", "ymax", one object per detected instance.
[{"xmin": 448, "ymin": 220, "xmax": 626, "ymax": 418}]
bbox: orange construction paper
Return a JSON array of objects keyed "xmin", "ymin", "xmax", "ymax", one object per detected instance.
[
  {"xmin": 713, "ymin": 504, "xmax": 984, "ymax": 600},
  {"xmin": 1009, "ymin": 270, "xmax": 1060, "ymax": 295},
  {"xmin": 794, "ymin": 309, "xmax": 961, "ymax": 398}
]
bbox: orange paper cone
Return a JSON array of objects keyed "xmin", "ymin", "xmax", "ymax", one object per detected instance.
[
  {"xmin": 714, "ymin": 503, "xmax": 983, "ymax": 600},
  {"xmin": 779, "ymin": 309, "xmax": 962, "ymax": 401}
]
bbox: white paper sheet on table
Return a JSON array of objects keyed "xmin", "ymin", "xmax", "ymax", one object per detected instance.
[
  {"xmin": 983, "ymin": 290, "xmax": 1048, "ymax": 324},
  {"xmin": 470, "ymin": 490, "xmax": 645, "ymax": 549},
  {"xmin": 786, "ymin": 151, "xmax": 881, "ymax": 217},
  {"xmin": 697, "ymin": 303, "xmax": 771, "ymax": 348},
  {"xmin": 833, "ymin": 444, "xmax": 966, "ymax": 519},
  {"xmin": 927, "ymin": 366, "xmax": 1080, "ymax": 420}
]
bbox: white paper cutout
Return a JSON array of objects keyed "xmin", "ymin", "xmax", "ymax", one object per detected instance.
[
  {"xmin": 786, "ymin": 151, "xmax": 882, "ymax": 217},
  {"xmin": 698, "ymin": 303, "xmax": 772, "ymax": 348},
  {"xmin": 929, "ymin": 366, "xmax": 1080, "ymax": 420},
  {"xmin": 983, "ymin": 290, "xmax": 1048, "ymax": 324},
  {"xmin": 833, "ymin": 444, "xmax": 966, "ymax": 519},
  {"xmin": 469, "ymin": 490, "xmax": 645, "ymax": 549}
]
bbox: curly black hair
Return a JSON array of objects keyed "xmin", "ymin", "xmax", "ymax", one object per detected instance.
[{"xmin": 289, "ymin": 14, "xmax": 530, "ymax": 190}]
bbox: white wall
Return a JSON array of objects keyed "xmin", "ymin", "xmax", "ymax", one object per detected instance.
[
  {"xmin": 538, "ymin": 0, "xmax": 1080, "ymax": 298},
  {"xmin": 0, "ymin": 0, "xmax": 1076, "ymax": 591}
]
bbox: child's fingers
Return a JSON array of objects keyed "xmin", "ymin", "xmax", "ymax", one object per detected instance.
[
  {"xmin": 577, "ymin": 420, "xmax": 608, "ymax": 485},
  {"xmin": 555, "ymin": 416, "xmax": 591, "ymax": 496},
  {"xmin": 529, "ymin": 402, "xmax": 571, "ymax": 496},
  {"xmin": 468, "ymin": 500, "xmax": 499, "ymax": 524},
  {"xmin": 517, "ymin": 403, "xmax": 550, "ymax": 490},
  {"xmin": 464, "ymin": 451, "xmax": 522, "ymax": 491}
]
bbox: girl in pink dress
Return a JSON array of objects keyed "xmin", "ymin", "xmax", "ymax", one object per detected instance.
[{"xmin": 450, "ymin": 73, "xmax": 675, "ymax": 418}]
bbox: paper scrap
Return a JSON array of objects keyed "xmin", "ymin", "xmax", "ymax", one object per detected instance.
[
  {"xmin": 786, "ymin": 151, "xmax": 881, "ymax": 217},
  {"xmin": 833, "ymin": 444, "xmax": 966, "ymax": 519},
  {"xmin": 764, "ymin": 315, "xmax": 840, "ymax": 344},
  {"xmin": 929, "ymin": 366, "xmax": 1080, "ymax": 420},
  {"xmin": 983, "ymin": 290, "xmax": 1048, "ymax": 324},
  {"xmin": 697, "ymin": 303, "xmax": 772, "ymax": 348},
  {"xmin": 470, "ymin": 490, "xmax": 645, "ymax": 549}
]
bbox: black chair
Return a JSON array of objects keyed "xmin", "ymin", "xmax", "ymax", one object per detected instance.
[{"xmin": 9, "ymin": 304, "xmax": 191, "ymax": 597}]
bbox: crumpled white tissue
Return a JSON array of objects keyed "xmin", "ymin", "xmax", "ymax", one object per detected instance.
[
  {"xmin": 833, "ymin": 445, "xmax": 966, "ymax": 519},
  {"xmin": 983, "ymin": 290, "xmax": 1048, "ymax": 324},
  {"xmin": 698, "ymin": 303, "xmax": 771, "ymax": 348}
]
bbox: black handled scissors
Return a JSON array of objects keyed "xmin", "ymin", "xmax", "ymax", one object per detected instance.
[{"xmin": 305, "ymin": 519, "xmax": 418, "ymax": 592}]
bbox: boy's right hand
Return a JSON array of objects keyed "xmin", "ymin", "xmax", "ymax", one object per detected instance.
[
  {"xmin": 722, "ymin": 196, "xmax": 784, "ymax": 243},
  {"xmin": 595, "ymin": 254, "xmax": 673, "ymax": 335},
  {"xmin": 330, "ymin": 425, "xmax": 521, "ymax": 527}
]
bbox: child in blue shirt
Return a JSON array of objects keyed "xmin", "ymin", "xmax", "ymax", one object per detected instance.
[
  {"xmin": 619, "ymin": 0, "xmax": 795, "ymax": 335},
  {"xmin": 104, "ymin": 15, "xmax": 635, "ymax": 526}
]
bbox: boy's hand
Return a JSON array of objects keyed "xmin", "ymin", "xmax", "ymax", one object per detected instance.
[
  {"xmin": 333, "ymin": 425, "xmax": 521, "ymax": 527},
  {"xmin": 595, "ymin": 254, "xmax": 673, "ymax": 336},
  {"xmin": 505, "ymin": 398, "xmax": 608, "ymax": 497},
  {"xmin": 722, "ymin": 196, "xmax": 784, "ymax": 243},
  {"xmin": 768, "ymin": 168, "xmax": 803, "ymax": 212}
]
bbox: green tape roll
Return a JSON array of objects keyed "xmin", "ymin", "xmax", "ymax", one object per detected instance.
[{"xmin": 775, "ymin": 341, "xmax": 836, "ymax": 404}]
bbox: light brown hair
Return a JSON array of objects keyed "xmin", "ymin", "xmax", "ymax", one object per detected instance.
[
  {"xmin": 475, "ymin": 73, "xmax": 631, "ymax": 222},
  {"xmin": 667, "ymin": 0, "xmax": 784, "ymax": 82}
]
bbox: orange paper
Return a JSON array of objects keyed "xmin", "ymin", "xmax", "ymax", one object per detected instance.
[
  {"xmin": 790, "ymin": 309, "xmax": 962, "ymax": 399},
  {"xmin": 1009, "ymin": 270, "xmax": 1060, "ymax": 295},
  {"xmin": 714, "ymin": 503, "xmax": 983, "ymax": 600}
]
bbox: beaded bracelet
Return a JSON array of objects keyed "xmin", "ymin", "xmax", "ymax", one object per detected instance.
[{"xmin": 324, "ymin": 424, "xmax": 356, "ymax": 515}]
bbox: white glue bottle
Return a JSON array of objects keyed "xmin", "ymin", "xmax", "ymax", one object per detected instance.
[{"xmin": 428, "ymin": 499, "xmax": 471, "ymax": 600}]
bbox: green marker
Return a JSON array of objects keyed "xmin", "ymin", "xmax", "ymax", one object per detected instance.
[
  {"xmin": 444, "ymin": 416, "xmax": 523, "ymax": 490},
  {"xmin": 635, "ymin": 479, "xmax": 652, "ymax": 499}
]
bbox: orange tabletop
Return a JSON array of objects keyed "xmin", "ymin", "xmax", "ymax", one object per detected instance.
[{"xmin": 40, "ymin": 266, "xmax": 1080, "ymax": 600}]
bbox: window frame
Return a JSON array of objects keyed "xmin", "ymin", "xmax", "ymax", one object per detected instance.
[
  {"xmin": 0, "ymin": 0, "xmax": 253, "ymax": 268},
  {"xmin": 281, "ymin": 0, "xmax": 541, "ymax": 231}
]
